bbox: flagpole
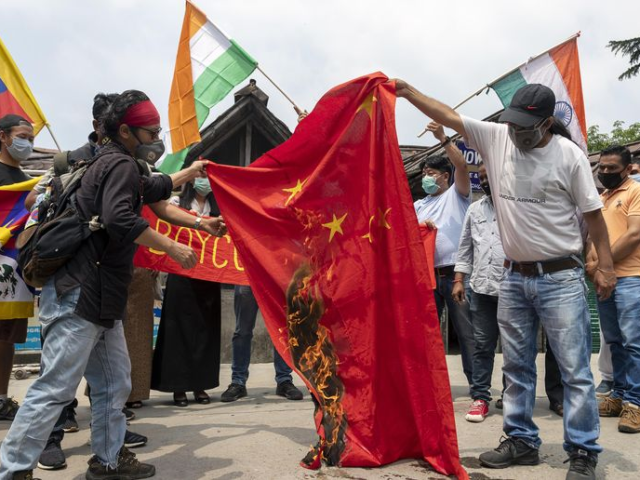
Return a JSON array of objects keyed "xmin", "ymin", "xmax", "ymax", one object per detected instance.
[
  {"xmin": 45, "ymin": 124, "xmax": 62, "ymax": 151},
  {"xmin": 416, "ymin": 31, "xmax": 581, "ymax": 138},
  {"xmin": 256, "ymin": 65, "xmax": 305, "ymax": 114}
]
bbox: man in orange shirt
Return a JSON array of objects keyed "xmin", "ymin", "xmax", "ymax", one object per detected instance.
[{"xmin": 589, "ymin": 144, "xmax": 640, "ymax": 433}]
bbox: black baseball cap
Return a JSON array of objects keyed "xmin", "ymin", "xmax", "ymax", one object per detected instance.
[
  {"xmin": 499, "ymin": 84, "xmax": 556, "ymax": 127},
  {"xmin": 0, "ymin": 114, "xmax": 31, "ymax": 131}
]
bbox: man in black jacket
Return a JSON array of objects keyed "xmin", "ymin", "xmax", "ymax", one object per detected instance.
[{"xmin": 0, "ymin": 90, "xmax": 226, "ymax": 480}]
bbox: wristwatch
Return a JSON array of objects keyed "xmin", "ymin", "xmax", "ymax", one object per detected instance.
[{"xmin": 193, "ymin": 217, "xmax": 202, "ymax": 230}]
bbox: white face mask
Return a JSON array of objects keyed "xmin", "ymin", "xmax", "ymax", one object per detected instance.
[{"xmin": 6, "ymin": 136, "xmax": 34, "ymax": 161}]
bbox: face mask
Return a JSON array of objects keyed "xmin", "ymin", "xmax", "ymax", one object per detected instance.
[
  {"xmin": 480, "ymin": 182, "xmax": 491, "ymax": 196},
  {"xmin": 6, "ymin": 137, "xmax": 34, "ymax": 162},
  {"xmin": 421, "ymin": 175, "xmax": 441, "ymax": 195},
  {"xmin": 135, "ymin": 140, "xmax": 165, "ymax": 165},
  {"xmin": 194, "ymin": 177, "xmax": 212, "ymax": 196},
  {"xmin": 630, "ymin": 173, "xmax": 640, "ymax": 183},
  {"xmin": 598, "ymin": 172, "xmax": 626, "ymax": 190},
  {"xmin": 508, "ymin": 121, "xmax": 547, "ymax": 150}
]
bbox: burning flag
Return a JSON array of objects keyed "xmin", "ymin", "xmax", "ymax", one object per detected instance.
[{"xmin": 209, "ymin": 73, "xmax": 467, "ymax": 478}]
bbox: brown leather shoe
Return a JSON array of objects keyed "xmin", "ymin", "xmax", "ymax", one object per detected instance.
[
  {"xmin": 619, "ymin": 403, "xmax": 640, "ymax": 433},
  {"xmin": 599, "ymin": 396, "xmax": 623, "ymax": 417}
]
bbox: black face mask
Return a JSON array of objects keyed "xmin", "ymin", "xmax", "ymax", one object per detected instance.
[
  {"xmin": 135, "ymin": 140, "xmax": 165, "ymax": 164},
  {"xmin": 598, "ymin": 172, "xmax": 625, "ymax": 190},
  {"xmin": 131, "ymin": 128, "xmax": 165, "ymax": 165},
  {"xmin": 480, "ymin": 182, "xmax": 491, "ymax": 196}
]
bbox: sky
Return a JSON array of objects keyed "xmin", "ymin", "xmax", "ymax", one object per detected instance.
[{"xmin": 2, "ymin": 0, "xmax": 639, "ymax": 152}]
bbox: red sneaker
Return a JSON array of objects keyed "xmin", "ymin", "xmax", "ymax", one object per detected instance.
[{"xmin": 465, "ymin": 399, "xmax": 489, "ymax": 423}]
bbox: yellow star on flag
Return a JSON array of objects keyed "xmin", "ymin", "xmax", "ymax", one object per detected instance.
[
  {"xmin": 362, "ymin": 215, "xmax": 375, "ymax": 243},
  {"xmin": 282, "ymin": 178, "xmax": 308, "ymax": 206},
  {"xmin": 322, "ymin": 212, "xmax": 348, "ymax": 242},
  {"xmin": 377, "ymin": 207, "xmax": 392, "ymax": 230},
  {"xmin": 357, "ymin": 92, "xmax": 377, "ymax": 117}
]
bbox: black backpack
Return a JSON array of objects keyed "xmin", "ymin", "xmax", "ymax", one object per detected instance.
[{"xmin": 16, "ymin": 156, "xmax": 103, "ymax": 287}]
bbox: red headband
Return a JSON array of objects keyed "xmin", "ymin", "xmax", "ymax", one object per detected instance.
[{"xmin": 120, "ymin": 100, "xmax": 161, "ymax": 127}]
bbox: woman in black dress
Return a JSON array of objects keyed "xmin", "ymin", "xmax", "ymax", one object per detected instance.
[{"xmin": 151, "ymin": 179, "xmax": 221, "ymax": 406}]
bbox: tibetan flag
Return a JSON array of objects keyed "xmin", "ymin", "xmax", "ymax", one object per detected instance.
[
  {"xmin": 0, "ymin": 37, "xmax": 47, "ymax": 135},
  {"xmin": 0, "ymin": 177, "xmax": 39, "ymax": 319},
  {"xmin": 209, "ymin": 73, "xmax": 467, "ymax": 478},
  {"xmin": 491, "ymin": 37, "xmax": 587, "ymax": 152},
  {"xmin": 159, "ymin": 0, "xmax": 257, "ymax": 174}
]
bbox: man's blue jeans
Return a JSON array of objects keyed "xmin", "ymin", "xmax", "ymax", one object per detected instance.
[
  {"xmin": 597, "ymin": 276, "xmax": 640, "ymax": 406},
  {"xmin": 434, "ymin": 271, "xmax": 474, "ymax": 385},
  {"xmin": 469, "ymin": 291, "xmax": 564, "ymax": 407},
  {"xmin": 498, "ymin": 267, "xmax": 601, "ymax": 454},
  {"xmin": 0, "ymin": 281, "xmax": 131, "ymax": 478},
  {"xmin": 232, "ymin": 285, "xmax": 292, "ymax": 386}
]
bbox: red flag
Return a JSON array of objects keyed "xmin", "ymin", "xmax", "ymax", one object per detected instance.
[
  {"xmin": 209, "ymin": 73, "xmax": 466, "ymax": 478},
  {"xmin": 133, "ymin": 206, "xmax": 249, "ymax": 285}
]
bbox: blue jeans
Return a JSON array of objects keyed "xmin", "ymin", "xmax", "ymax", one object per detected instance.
[
  {"xmin": 0, "ymin": 281, "xmax": 131, "ymax": 478},
  {"xmin": 469, "ymin": 291, "xmax": 499, "ymax": 402},
  {"xmin": 498, "ymin": 267, "xmax": 600, "ymax": 454},
  {"xmin": 232, "ymin": 285, "xmax": 292, "ymax": 386},
  {"xmin": 434, "ymin": 271, "xmax": 474, "ymax": 385},
  {"xmin": 469, "ymin": 291, "xmax": 564, "ymax": 405},
  {"xmin": 597, "ymin": 276, "xmax": 640, "ymax": 406}
]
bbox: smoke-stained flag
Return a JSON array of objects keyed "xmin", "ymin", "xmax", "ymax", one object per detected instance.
[
  {"xmin": 0, "ymin": 37, "xmax": 47, "ymax": 135},
  {"xmin": 490, "ymin": 36, "xmax": 587, "ymax": 151},
  {"xmin": 0, "ymin": 177, "xmax": 39, "ymax": 319},
  {"xmin": 209, "ymin": 73, "xmax": 467, "ymax": 478},
  {"xmin": 158, "ymin": 0, "xmax": 257, "ymax": 174}
]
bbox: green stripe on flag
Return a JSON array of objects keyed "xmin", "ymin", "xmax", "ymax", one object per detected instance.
[
  {"xmin": 193, "ymin": 41, "xmax": 258, "ymax": 127},
  {"xmin": 158, "ymin": 147, "xmax": 190, "ymax": 175},
  {"xmin": 491, "ymin": 70, "xmax": 527, "ymax": 107}
]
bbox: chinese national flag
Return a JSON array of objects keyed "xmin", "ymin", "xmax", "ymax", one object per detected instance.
[{"xmin": 209, "ymin": 73, "xmax": 466, "ymax": 478}]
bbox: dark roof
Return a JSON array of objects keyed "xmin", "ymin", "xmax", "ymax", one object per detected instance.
[
  {"xmin": 23, "ymin": 147, "xmax": 58, "ymax": 171},
  {"xmin": 185, "ymin": 82, "xmax": 292, "ymax": 164}
]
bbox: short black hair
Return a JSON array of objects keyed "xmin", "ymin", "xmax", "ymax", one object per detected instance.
[
  {"xmin": 92, "ymin": 93, "xmax": 119, "ymax": 121},
  {"xmin": 100, "ymin": 90, "xmax": 150, "ymax": 140},
  {"xmin": 600, "ymin": 144, "xmax": 632, "ymax": 167},
  {"xmin": 630, "ymin": 156, "xmax": 640, "ymax": 166},
  {"xmin": 420, "ymin": 155, "xmax": 452, "ymax": 176}
]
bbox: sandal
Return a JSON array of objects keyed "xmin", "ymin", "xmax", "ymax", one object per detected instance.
[
  {"xmin": 193, "ymin": 391, "xmax": 210, "ymax": 404},
  {"xmin": 126, "ymin": 401, "xmax": 143, "ymax": 409},
  {"xmin": 173, "ymin": 392, "xmax": 188, "ymax": 407}
]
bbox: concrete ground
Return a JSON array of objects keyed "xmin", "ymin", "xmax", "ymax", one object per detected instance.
[{"xmin": 2, "ymin": 355, "xmax": 639, "ymax": 480}]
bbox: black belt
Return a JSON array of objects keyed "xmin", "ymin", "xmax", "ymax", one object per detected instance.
[
  {"xmin": 504, "ymin": 258, "xmax": 581, "ymax": 277},
  {"xmin": 434, "ymin": 265, "xmax": 455, "ymax": 277}
]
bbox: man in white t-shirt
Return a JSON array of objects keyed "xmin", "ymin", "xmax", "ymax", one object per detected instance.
[
  {"xmin": 395, "ymin": 80, "xmax": 616, "ymax": 480},
  {"xmin": 414, "ymin": 122, "xmax": 474, "ymax": 386}
]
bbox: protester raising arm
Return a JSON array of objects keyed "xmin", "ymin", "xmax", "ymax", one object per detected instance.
[
  {"xmin": 148, "ymin": 200, "xmax": 226, "ymax": 238},
  {"xmin": 583, "ymin": 209, "xmax": 617, "ymax": 299},
  {"xmin": 394, "ymin": 79, "xmax": 467, "ymax": 138},
  {"xmin": 427, "ymin": 122, "xmax": 470, "ymax": 197}
]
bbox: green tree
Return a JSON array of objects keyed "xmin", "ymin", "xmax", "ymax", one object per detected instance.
[
  {"xmin": 588, "ymin": 120, "xmax": 640, "ymax": 153},
  {"xmin": 608, "ymin": 37, "xmax": 640, "ymax": 80}
]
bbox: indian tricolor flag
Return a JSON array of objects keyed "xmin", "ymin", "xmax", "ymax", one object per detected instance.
[
  {"xmin": 159, "ymin": 0, "xmax": 257, "ymax": 174},
  {"xmin": 490, "ymin": 37, "xmax": 587, "ymax": 152}
]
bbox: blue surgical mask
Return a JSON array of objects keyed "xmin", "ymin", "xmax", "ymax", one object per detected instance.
[
  {"xmin": 421, "ymin": 175, "xmax": 440, "ymax": 195},
  {"xmin": 194, "ymin": 177, "xmax": 212, "ymax": 196},
  {"xmin": 6, "ymin": 137, "xmax": 33, "ymax": 162},
  {"xmin": 631, "ymin": 173, "xmax": 640, "ymax": 183}
]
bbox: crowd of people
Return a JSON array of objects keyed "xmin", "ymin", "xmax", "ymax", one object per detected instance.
[{"xmin": 0, "ymin": 80, "xmax": 637, "ymax": 480}]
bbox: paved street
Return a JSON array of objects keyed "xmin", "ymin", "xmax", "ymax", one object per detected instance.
[{"xmin": 2, "ymin": 355, "xmax": 639, "ymax": 479}]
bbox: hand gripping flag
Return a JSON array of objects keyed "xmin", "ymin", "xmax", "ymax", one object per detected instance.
[
  {"xmin": 209, "ymin": 73, "xmax": 467, "ymax": 478},
  {"xmin": 0, "ymin": 177, "xmax": 39, "ymax": 319}
]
